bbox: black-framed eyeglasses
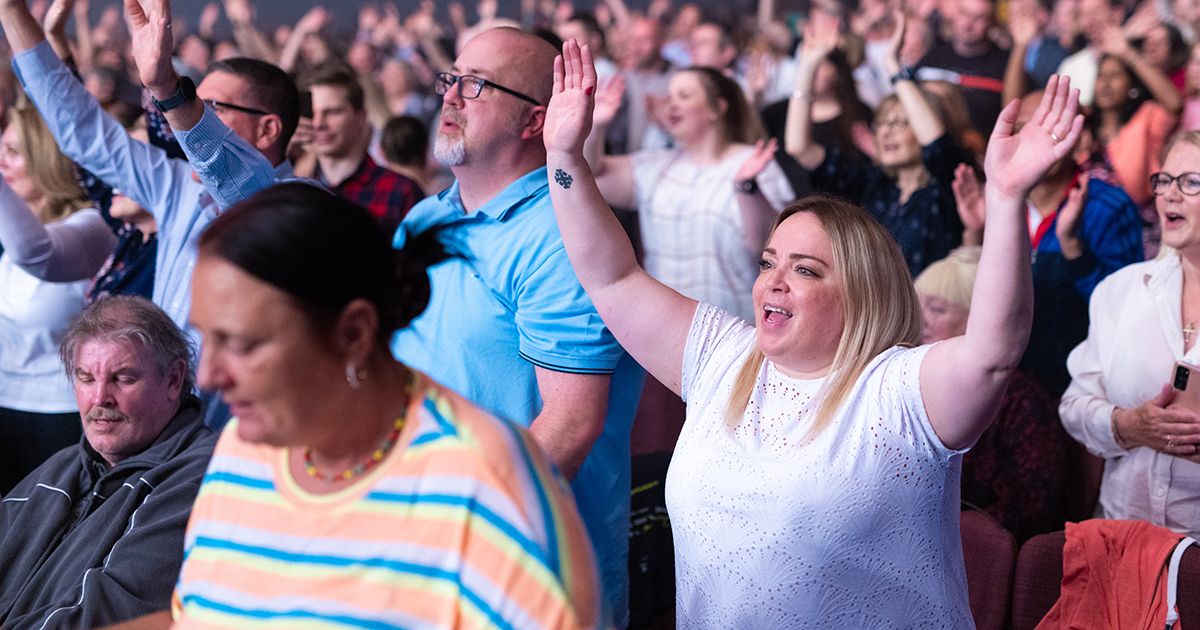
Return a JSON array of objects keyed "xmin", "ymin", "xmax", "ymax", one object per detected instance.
[
  {"xmin": 1150, "ymin": 172, "xmax": 1200, "ymax": 196},
  {"xmin": 433, "ymin": 72, "xmax": 541, "ymax": 106},
  {"xmin": 203, "ymin": 99, "xmax": 271, "ymax": 117}
]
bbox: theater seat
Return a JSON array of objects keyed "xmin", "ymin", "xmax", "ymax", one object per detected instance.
[{"xmin": 960, "ymin": 504, "xmax": 1017, "ymax": 630}]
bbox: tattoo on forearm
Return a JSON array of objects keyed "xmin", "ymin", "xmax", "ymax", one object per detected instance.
[{"xmin": 554, "ymin": 168, "xmax": 573, "ymax": 189}]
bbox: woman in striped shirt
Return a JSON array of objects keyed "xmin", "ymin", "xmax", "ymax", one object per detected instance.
[{"xmin": 175, "ymin": 182, "xmax": 602, "ymax": 630}]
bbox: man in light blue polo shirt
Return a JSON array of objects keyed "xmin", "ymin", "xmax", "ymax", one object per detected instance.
[{"xmin": 391, "ymin": 27, "xmax": 644, "ymax": 629}]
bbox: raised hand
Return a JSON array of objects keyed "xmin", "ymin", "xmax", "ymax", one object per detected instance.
[
  {"xmin": 885, "ymin": 10, "xmax": 906, "ymax": 74},
  {"xmin": 1097, "ymin": 23, "xmax": 1134, "ymax": 61},
  {"xmin": 1008, "ymin": 4, "xmax": 1038, "ymax": 48},
  {"xmin": 1055, "ymin": 176, "xmax": 1088, "ymax": 258},
  {"xmin": 295, "ymin": 6, "xmax": 329, "ymax": 34},
  {"xmin": 734, "ymin": 138, "xmax": 779, "ymax": 182},
  {"xmin": 42, "ymin": 0, "xmax": 73, "ymax": 40},
  {"xmin": 198, "ymin": 2, "xmax": 220, "ymax": 38},
  {"xmin": 797, "ymin": 10, "xmax": 839, "ymax": 68},
  {"xmin": 593, "ymin": 74, "xmax": 625, "ymax": 127},
  {"xmin": 544, "ymin": 38, "xmax": 598, "ymax": 157},
  {"xmin": 984, "ymin": 75, "xmax": 1083, "ymax": 201},
  {"xmin": 952, "ymin": 163, "xmax": 986, "ymax": 241},
  {"xmin": 223, "ymin": 0, "xmax": 253, "ymax": 25},
  {"xmin": 126, "ymin": 0, "xmax": 176, "ymax": 95}
]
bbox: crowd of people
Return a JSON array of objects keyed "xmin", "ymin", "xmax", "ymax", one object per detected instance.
[{"xmin": 0, "ymin": 0, "xmax": 1199, "ymax": 626}]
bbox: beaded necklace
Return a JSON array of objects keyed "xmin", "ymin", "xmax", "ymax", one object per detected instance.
[{"xmin": 302, "ymin": 369, "xmax": 414, "ymax": 484}]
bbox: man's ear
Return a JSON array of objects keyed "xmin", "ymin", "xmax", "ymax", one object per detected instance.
[
  {"xmin": 523, "ymin": 106, "xmax": 548, "ymax": 140},
  {"xmin": 256, "ymin": 114, "xmax": 284, "ymax": 151},
  {"xmin": 165, "ymin": 359, "xmax": 187, "ymax": 399}
]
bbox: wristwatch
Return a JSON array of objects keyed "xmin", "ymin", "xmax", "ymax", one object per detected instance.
[
  {"xmin": 735, "ymin": 178, "xmax": 760, "ymax": 195},
  {"xmin": 889, "ymin": 66, "xmax": 917, "ymax": 85},
  {"xmin": 153, "ymin": 76, "xmax": 197, "ymax": 112}
]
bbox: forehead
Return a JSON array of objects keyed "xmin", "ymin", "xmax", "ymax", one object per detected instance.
[
  {"xmin": 670, "ymin": 71, "xmax": 705, "ymax": 92},
  {"xmin": 453, "ymin": 34, "xmax": 513, "ymax": 80},
  {"xmin": 1164, "ymin": 142, "xmax": 1200, "ymax": 171},
  {"xmin": 76, "ymin": 337, "xmax": 149, "ymax": 372},
  {"xmin": 767, "ymin": 212, "xmax": 834, "ymax": 258},
  {"xmin": 690, "ymin": 25, "xmax": 722, "ymax": 43},
  {"xmin": 197, "ymin": 71, "xmax": 251, "ymax": 102},
  {"xmin": 957, "ymin": 0, "xmax": 993, "ymax": 17},
  {"xmin": 310, "ymin": 84, "xmax": 352, "ymax": 108}
]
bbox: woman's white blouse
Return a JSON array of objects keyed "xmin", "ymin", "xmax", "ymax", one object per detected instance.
[
  {"xmin": 667, "ymin": 302, "xmax": 972, "ymax": 629},
  {"xmin": 1060, "ymin": 254, "xmax": 1200, "ymax": 536}
]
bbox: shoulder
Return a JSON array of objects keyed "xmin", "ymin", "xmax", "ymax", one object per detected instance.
[
  {"xmin": 1092, "ymin": 257, "xmax": 1168, "ymax": 297},
  {"xmin": 1083, "ymin": 178, "xmax": 1138, "ymax": 213}
]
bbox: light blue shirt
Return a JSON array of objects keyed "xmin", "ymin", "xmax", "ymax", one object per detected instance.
[
  {"xmin": 393, "ymin": 168, "xmax": 644, "ymax": 628},
  {"xmin": 12, "ymin": 41, "xmax": 290, "ymax": 337}
]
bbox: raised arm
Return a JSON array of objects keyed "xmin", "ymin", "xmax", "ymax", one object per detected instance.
[
  {"xmin": 1001, "ymin": 7, "xmax": 1037, "ymax": 105},
  {"xmin": 127, "ymin": 0, "xmax": 204, "ymax": 132},
  {"xmin": 920, "ymin": 76, "xmax": 1084, "ymax": 450},
  {"xmin": 0, "ymin": 177, "xmax": 116, "ymax": 282},
  {"xmin": 1099, "ymin": 24, "xmax": 1183, "ymax": 116},
  {"xmin": 783, "ymin": 11, "xmax": 839, "ymax": 169},
  {"xmin": 582, "ymin": 73, "xmax": 636, "ymax": 208},
  {"xmin": 544, "ymin": 39, "xmax": 696, "ymax": 394},
  {"xmin": 887, "ymin": 12, "xmax": 943, "ymax": 145}
]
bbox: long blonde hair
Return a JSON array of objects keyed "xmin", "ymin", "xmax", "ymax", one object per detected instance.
[
  {"xmin": 9, "ymin": 107, "xmax": 89, "ymax": 223},
  {"xmin": 723, "ymin": 195, "xmax": 924, "ymax": 439}
]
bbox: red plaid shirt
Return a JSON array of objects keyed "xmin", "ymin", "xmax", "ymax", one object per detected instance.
[{"xmin": 317, "ymin": 155, "xmax": 423, "ymax": 235}]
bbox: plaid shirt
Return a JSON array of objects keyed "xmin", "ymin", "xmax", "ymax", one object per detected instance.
[{"xmin": 317, "ymin": 155, "xmax": 423, "ymax": 235}]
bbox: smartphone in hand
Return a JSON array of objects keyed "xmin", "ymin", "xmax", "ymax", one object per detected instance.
[{"xmin": 1172, "ymin": 361, "xmax": 1200, "ymax": 413}]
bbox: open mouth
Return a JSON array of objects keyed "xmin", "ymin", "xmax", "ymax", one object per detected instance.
[
  {"xmin": 763, "ymin": 305, "xmax": 793, "ymax": 323},
  {"xmin": 1166, "ymin": 212, "xmax": 1186, "ymax": 227}
]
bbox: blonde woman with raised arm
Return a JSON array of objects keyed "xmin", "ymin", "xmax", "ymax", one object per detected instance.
[{"xmin": 543, "ymin": 38, "xmax": 1083, "ymax": 628}]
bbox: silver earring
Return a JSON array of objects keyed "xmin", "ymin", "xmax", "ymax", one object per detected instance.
[
  {"xmin": 1129, "ymin": 88, "xmax": 1140, "ymax": 99},
  {"xmin": 346, "ymin": 364, "xmax": 361, "ymax": 389}
]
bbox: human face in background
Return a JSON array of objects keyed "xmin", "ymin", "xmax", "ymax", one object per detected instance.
[
  {"xmin": 1157, "ymin": 142, "xmax": 1200, "ymax": 255},
  {"xmin": 0, "ymin": 125, "xmax": 38, "ymax": 207},
  {"xmin": 310, "ymin": 84, "xmax": 367, "ymax": 160},
  {"xmin": 874, "ymin": 101, "xmax": 921, "ymax": 169},
  {"xmin": 1093, "ymin": 56, "xmax": 1133, "ymax": 112},
  {"xmin": 664, "ymin": 71, "xmax": 723, "ymax": 147},
  {"xmin": 74, "ymin": 338, "xmax": 183, "ymax": 467},
  {"xmin": 919, "ymin": 293, "xmax": 969, "ymax": 343}
]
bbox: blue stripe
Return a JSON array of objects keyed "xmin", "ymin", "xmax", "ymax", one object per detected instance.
[
  {"xmin": 183, "ymin": 546, "xmax": 516, "ymax": 630},
  {"xmin": 203, "ymin": 471, "xmax": 275, "ymax": 490},
  {"xmin": 363, "ymin": 491, "xmax": 552, "ymax": 574},
  {"xmin": 407, "ymin": 432, "xmax": 441, "ymax": 447},
  {"xmin": 192, "ymin": 536, "xmax": 458, "ymax": 581},
  {"xmin": 181, "ymin": 593, "xmax": 419, "ymax": 630},
  {"xmin": 500, "ymin": 420, "xmax": 560, "ymax": 575},
  {"xmin": 424, "ymin": 397, "xmax": 458, "ymax": 438}
]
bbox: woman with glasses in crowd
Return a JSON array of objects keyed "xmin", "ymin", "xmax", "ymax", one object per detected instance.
[
  {"xmin": 544, "ymin": 36, "xmax": 1083, "ymax": 627},
  {"xmin": 786, "ymin": 12, "xmax": 975, "ymax": 277},
  {"xmin": 1060, "ymin": 131, "xmax": 1200, "ymax": 539}
]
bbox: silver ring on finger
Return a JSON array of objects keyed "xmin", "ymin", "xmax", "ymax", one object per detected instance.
[
  {"xmin": 1050, "ymin": 132, "xmax": 1060, "ymax": 143},
  {"xmin": 1168, "ymin": 434, "xmax": 1175, "ymax": 449}
]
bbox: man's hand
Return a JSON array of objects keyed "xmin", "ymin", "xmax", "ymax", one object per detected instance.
[
  {"xmin": 126, "ymin": 0, "xmax": 178, "ymax": 97},
  {"xmin": 1055, "ymin": 176, "xmax": 1088, "ymax": 259}
]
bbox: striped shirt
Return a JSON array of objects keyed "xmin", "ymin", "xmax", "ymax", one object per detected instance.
[{"xmin": 172, "ymin": 373, "xmax": 601, "ymax": 630}]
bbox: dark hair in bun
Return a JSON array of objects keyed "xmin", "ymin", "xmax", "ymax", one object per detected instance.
[{"xmin": 200, "ymin": 182, "xmax": 447, "ymax": 345}]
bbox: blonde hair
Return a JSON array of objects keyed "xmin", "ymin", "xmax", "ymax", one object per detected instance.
[
  {"xmin": 9, "ymin": 107, "xmax": 89, "ymax": 223},
  {"xmin": 913, "ymin": 246, "xmax": 982, "ymax": 311},
  {"xmin": 1155, "ymin": 130, "xmax": 1200, "ymax": 261},
  {"xmin": 723, "ymin": 195, "xmax": 924, "ymax": 439}
]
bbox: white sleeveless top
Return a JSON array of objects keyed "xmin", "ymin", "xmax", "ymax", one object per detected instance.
[{"xmin": 667, "ymin": 303, "xmax": 973, "ymax": 629}]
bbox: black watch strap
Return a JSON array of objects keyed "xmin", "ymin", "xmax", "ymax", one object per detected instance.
[
  {"xmin": 153, "ymin": 76, "xmax": 197, "ymax": 112},
  {"xmin": 735, "ymin": 178, "xmax": 760, "ymax": 195},
  {"xmin": 890, "ymin": 66, "xmax": 917, "ymax": 85}
]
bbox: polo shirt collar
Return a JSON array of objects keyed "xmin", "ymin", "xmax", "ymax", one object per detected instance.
[{"xmin": 437, "ymin": 166, "xmax": 548, "ymax": 221}]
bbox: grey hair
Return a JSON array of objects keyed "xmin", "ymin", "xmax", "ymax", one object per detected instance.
[{"xmin": 59, "ymin": 296, "xmax": 195, "ymax": 395}]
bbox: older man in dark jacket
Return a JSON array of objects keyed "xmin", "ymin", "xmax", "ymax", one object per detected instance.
[{"xmin": 0, "ymin": 296, "xmax": 216, "ymax": 630}]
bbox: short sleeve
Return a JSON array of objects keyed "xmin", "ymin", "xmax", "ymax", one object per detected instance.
[
  {"xmin": 680, "ymin": 303, "xmax": 756, "ymax": 403},
  {"xmin": 867, "ymin": 344, "xmax": 967, "ymax": 461},
  {"xmin": 513, "ymin": 246, "xmax": 625, "ymax": 374}
]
